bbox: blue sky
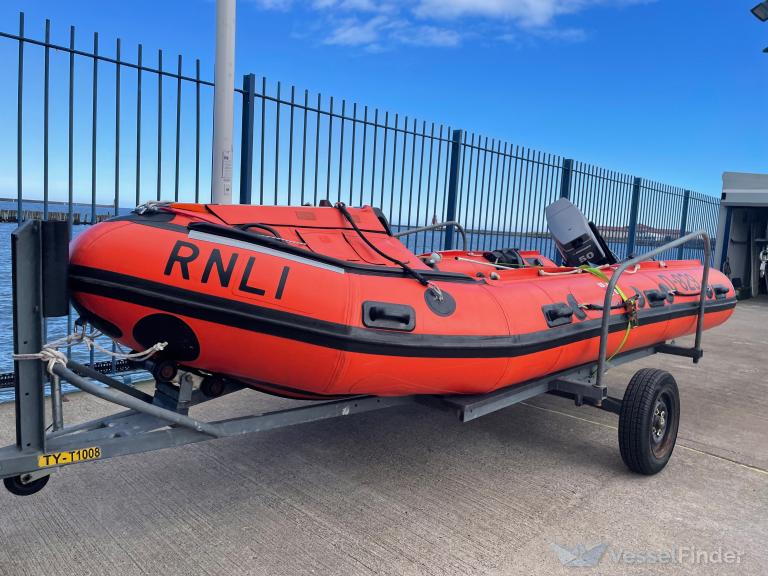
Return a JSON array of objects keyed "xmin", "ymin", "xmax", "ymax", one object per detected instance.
[{"xmin": 0, "ymin": 0, "xmax": 765, "ymax": 203}]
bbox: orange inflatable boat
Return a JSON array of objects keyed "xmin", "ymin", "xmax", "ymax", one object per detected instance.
[{"xmin": 68, "ymin": 201, "xmax": 736, "ymax": 399}]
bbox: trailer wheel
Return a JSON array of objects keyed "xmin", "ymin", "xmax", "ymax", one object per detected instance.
[
  {"xmin": 3, "ymin": 474, "xmax": 50, "ymax": 496},
  {"xmin": 618, "ymin": 368, "xmax": 680, "ymax": 475}
]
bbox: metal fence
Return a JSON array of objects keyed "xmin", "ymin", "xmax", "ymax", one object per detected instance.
[
  {"xmin": 237, "ymin": 78, "xmax": 720, "ymax": 261},
  {"xmin": 0, "ymin": 12, "xmax": 721, "ymax": 384}
]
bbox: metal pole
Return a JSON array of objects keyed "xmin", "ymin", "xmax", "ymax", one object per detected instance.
[
  {"xmin": 677, "ymin": 190, "xmax": 690, "ymax": 260},
  {"xmin": 555, "ymin": 159, "xmax": 574, "ymax": 265},
  {"xmin": 239, "ymin": 73, "xmax": 255, "ymax": 204},
  {"xmin": 559, "ymin": 159, "xmax": 573, "ymax": 200},
  {"xmin": 11, "ymin": 221, "xmax": 45, "ymax": 454},
  {"xmin": 626, "ymin": 177, "xmax": 641, "ymax": 257},
  {"xmin": 443, "ymin": 129, "xmax": 463, "ymax": 250},
  {"xmin": 211, "ymin": 0, "xmax": 236, "ymax": 204}
]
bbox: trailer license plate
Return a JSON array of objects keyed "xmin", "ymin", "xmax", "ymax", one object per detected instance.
[{"xmin": 38, "ymin": 447, "xmax": 101, "ymax": 468}]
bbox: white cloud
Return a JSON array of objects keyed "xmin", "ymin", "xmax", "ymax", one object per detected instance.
[
  {"xmin": 251, "ymin": 0, "xmax": 294, "ymax": 10},
  {"xmin": 250, "ymin": 0, "xmax": 653, "ymax": 49},
  {"xmin": 392, "ymin": 25, "xmax": 461, "ymax": 47},
  {"xmin": 324, "ymin": 15, "xmax": 390, "ymax": 46},
  {"xmin": 414, "ymin": 0, "xmax": 650, "ymax": 27},
  {"xmin": 415, "ymin": 0, "xmax": 563, "ymax": 26}
]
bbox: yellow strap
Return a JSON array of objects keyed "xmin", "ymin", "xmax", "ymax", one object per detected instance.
[
  {"xmin": 580, "ymin": 266, "xmax": 632, "ymax": 362},
  {"xmin": 580, "ymin": 266, "xmax": 628, "ymax": 301}
]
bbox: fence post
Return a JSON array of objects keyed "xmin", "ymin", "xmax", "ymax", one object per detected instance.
[
  {"xmin": 626, "ymin": 177, "xmax": 642, "ymax": 257},
  {"xmin": 443, "ymin": 129, "xmax": 463, "ymax": 250},
  {"xmin": 677, "ymin": 189, "xmax": 690, "ymax": 259},
  {"xmin": 554, "ymin": 159, "xmax": 574, "ymax": 264},
  {"xmin": 239, "ymin": 73, "xmax": 256, "ymax": 204},
  {"xmin": 559, "ymin": 158, "xmax": 573, "ymax": 200}
]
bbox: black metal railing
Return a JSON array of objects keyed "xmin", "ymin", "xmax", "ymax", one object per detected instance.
[{"xmin": 0, "ymin": 12, "xmax": 721, "ymax": 383}]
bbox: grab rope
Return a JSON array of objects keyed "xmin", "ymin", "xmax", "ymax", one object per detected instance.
[
  {"xmin": 335, "ymin": 202, "xmax": 444, "ymax": 301},
  {"xmin": 13, "ymin": 324, "xmax": 167, "ymax": 376},
  {"xmin": 538, "ymin": 264, "xmax": 639, "ymax": 277}
]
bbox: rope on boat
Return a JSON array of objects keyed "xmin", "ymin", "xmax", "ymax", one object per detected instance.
[
  {"xmin": 13, "ymin": 324, "xmax": 167, "ymax": 377},
  {"xmin": 335, "ymin": 202, "xmax": 444, "ymax": 301},
  {"xmin": 538, "ymin": 264, "xmax": 611, "ymax": 277},
  {"xmin": 453, "ymin": 256, "xmax": 527, "ymax": 271}
]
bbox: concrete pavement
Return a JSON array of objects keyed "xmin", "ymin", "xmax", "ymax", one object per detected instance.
[{"xmin": 0, "ymin": 300, "xmax": 766, "ymax": 576}]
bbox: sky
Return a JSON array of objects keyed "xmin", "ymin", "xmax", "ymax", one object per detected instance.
[{"xmin": 0, "ymin": 0, "xmax": 765, "ymax": 204}]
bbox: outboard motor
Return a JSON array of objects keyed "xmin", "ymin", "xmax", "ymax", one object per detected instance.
[{"xmin": 545, "ymin": 198, "xmax": 616, "ymax": 267}]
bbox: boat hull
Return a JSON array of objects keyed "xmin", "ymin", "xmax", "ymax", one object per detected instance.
[{"xmin": 69, "ymin": 206, "xmax": 736, "ymax": 398}]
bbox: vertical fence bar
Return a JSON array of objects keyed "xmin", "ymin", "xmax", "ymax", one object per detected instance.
[
  {"xmin": 288, "ymin": 85, "xmax": 295, "ymax": 205},
  {"xmin": 43, "ymin": 20, "xmax": 50, "ymax": 219},
  {"xmin": 359, "ymin": 106, "xmax": 367, "ymax": 205},
  {"xmin": 423, "ymin": 123, "xmax": 435, "ymax": 250},
  {"xmin": 300, "ymin": 89, "xmax": 308, "ymax": 204},
  {"xmin": 195, "ymin": 59, "xmax": 201, "ymax": 203},
  {"xmin": 369, "ymin": 109, "xmax": 379, "ymax": 206},
  {"xmin": 239, "ymin": 73, "xmax": 255, "ymax": 204},
  {"xmin": 389, "ymin": 114, "xmax": 398, "ymax": 221},
  {"xmin": 89, "ymin": 34, "xmax": 97, "ymax": 367},
  {"xmin": 327, "ymin": 96, "xmax": 334, "ymax": 200},
  {"xmin": 677, "ymin": 189, "xmax": 691, "ymax": 259},
  {"xmin": 429, "ymin": 125, "xmax": 443, "ymax": 250},
  {"xmin": 16, "ymin": 13, "xmax": 24, "ymax": 224},
  {"xmin": 156, "ymin": 49, "xmax": 163, "ymax": 200},
  {"xmin": 67, "ymin": 25, "xmax": 75, "ymax": 346},
  {"xmin": 313, "ymin": 93, "xmax": 320, "ymax": 205},
  {"xmin": 457, "ymin": 132, "xmax": 470, "ymax": 234},
  {"xmin": 349, "ymin": 103, "xmax": 356, "ymax": 205},
  {"xmin": 416, "ymin": 121, "xmax": 428, "ymax": 248},
  {"xmin": 470, "ymin": 136, "xmax": 484, "ymax": 245},
  {"xmin": 402, "ymin": 118, "xmax": 413, "ymax": 231},
  {"xmin": 174, "ymin": 54, "xmax": 182, "ymax": 202},
  {"xmin": 559, "ymin": 158, "xmax": 573, "ymax": 200},
  {"xmin": 626, "ymin": 176, "xmax": 642, "ymax": 256},
  {"xmin": 68, "ymin": 26, "xmax": 75, "ymax": 230},
  {"xmin": 406, "ymin": 119, "xmax": 417, "ymax": 233},
  {"xmin": 135, "ymin": 44, "xmax": 142, "ymax": 206},
  {"xmin": 114, "ymin": 38, "xmax": 121, "ymax": 214},
  {"xmin": 556, "ymin": 156, "xmax": 573, "ymax": 260},
  {"xmin": 337, "ymin": 99, "xmax": 344, "ymax": 201},
  {"xmin": 379, "ymin": 111, "xmax": 388, "ymax": 209},
  {"xmin": 260, "ymin": 76, "xmax": 266, "ymax": 204},
  {"xmin": 444, "ymin": 129, "xmax": 463, "ymax": 250},
  {"xmin": 274, "ymin": 82, "xmax": 281, "ymax": 204}
]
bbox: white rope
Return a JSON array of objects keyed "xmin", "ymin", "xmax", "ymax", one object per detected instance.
[
  {"xmin": 537, "ymin": 263, "xmax": 637, "ymax": 277},
  {"xmin": 454, "ymin": 256, "xmax": 521, "ymax": 271},
  {"xmin": 134, "ymin": 200, "xmax": 171, "ymax": 215},
  {"xmin": 427, "ymin": 281, "xmax": 444, "ymax": 302},
  {"xmin": 13, "ymin": 348, "xmax": 70, "ymax": 376},
  {"xmin": 538, "ymin": 267, "xmax": 584, "ymax": 276},
  {"xmin": 12, "ymin": 324, "xmax": 167, "ymax": 376}
]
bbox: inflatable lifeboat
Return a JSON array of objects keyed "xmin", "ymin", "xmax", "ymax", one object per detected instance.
[{"xmin": 68, "ymin": 200, "xmax": 736, "ymax": 399}]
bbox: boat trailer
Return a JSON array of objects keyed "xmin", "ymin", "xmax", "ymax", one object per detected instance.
[{"xmin": 0, "ymin": 220, "xmax": 713, "ymax": 495}]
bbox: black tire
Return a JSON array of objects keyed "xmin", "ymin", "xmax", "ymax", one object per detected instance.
[
  {"xmin": 152, "ymin": 359, "xmax": 178, "ymax": 383},
  {"xmin": 200, "ymin": 375, "xmax": 226, "ymax": 398},
  {"xmin": 618, "ymin": 368, "xmax": 680, "ymax": 475},
  {"xmin": 3, "ymin": 474, "xmax": 50, "ymax": 496}
]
